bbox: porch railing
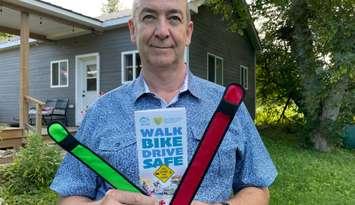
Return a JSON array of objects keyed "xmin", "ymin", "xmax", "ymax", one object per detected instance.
[{"xmin": 24, "ymin": 95, "xmax": 45, "ymax": 134}]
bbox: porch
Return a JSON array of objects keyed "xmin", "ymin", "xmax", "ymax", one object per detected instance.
[{"xmin": 0, "ymin": 126, "xmax": 77, "ymax": 164}]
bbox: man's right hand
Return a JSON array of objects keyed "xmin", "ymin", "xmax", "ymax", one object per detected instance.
[{"xmin": 97, "ymin": 189, "xmax": 158, "ymax": 205}]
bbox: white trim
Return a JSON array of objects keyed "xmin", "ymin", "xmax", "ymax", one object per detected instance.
[
  {"xmin": 121, "ymin": 50, "xmax": 139, "ymax": 84},
  {"xmin": 254, "ymin": 54, "xmax": 257, "ymax": 118},
  {"xmin": 50, "ymin": 59, "xmax": 69, "ymax": 88},
  {"xmin": 75, "ymin": 52, "xmax": 100, "ymax": 126},
  {"xmin": 103, "ymin": 16, "xmax": 132, "ymax": 28},
  {"xmin": 207, "ymin": 52, "xmax": 224, "ymax": 85},
  {"xmin": 240, "ymin": 65, "xmax": 249, "ymax": 90}
]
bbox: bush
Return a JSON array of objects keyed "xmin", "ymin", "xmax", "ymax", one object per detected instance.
[
  {"xmin": 1, "ymin": 132, "xmax": 61, "ymax": 194},
  {"xmin": 256, "ymin": 102, "xmax": 304, "ymax": 129},
  {"xmin": 0, "ymin": 187, "xmax": 58, "ymax": 205}
]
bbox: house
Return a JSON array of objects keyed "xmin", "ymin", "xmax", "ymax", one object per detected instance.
[{"xmin": 0, "ymin": 0, "xmax": 260, "ymax": 127}]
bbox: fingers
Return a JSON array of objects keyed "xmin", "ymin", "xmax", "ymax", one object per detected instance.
[
  {"xmin": 190, "ymin": 201, "xmax": 210, "ymax": 205},
  {"xmin": 102, "ymin": 189, "xmax": 158, "ymax": 205}
]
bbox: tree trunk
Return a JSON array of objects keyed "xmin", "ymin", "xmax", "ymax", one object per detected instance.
[
  {"xmin": 311, "ymin": 75, "xmax": 349, "ymax": 151},
  {"xmin": 289, "ymin": 0, "xmax": 321, "ymax": 120},
  {"xmin": 288, "ymin": 0, "xmax": 327, "ymax": 150}
]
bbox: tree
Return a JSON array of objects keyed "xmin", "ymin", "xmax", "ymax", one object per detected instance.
[
  {"xmin": 0, "ymin": 32, "xmax": 11, "ymax": 41},
  {"xmin": 102, "ymin": 0, "xmax": 120, "ymax": 14},
  {"xmin": 207, "ymin": 0, "xmax": 354, "ymax": 151}
]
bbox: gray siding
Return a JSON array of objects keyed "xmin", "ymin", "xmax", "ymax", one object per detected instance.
[
  {"xmin": 189, "ymin": 6, "xmax": 257, "ymax": 118},
  {"xmin": 0, "ymin": 49, "xmax": 20, "ymax": 122}
]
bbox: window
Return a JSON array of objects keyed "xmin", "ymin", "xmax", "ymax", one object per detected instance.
[
  {"xmin": 121, "ymin": 51, "xmax": 142, "ymax": 83},
  {"xmin": 207, "ymin": 53, "xmax": 224, "ymax": 85},
  {"xmin": 240, "ymin": 65, "xmax": 248, "ymax": 90},
  {"xmin": 86, "ymin": 64, "xmax": 97, "ymax": 91},
  {"xmin": 51, "ymin": 60, "xmax": 69, "ymax": 88}
]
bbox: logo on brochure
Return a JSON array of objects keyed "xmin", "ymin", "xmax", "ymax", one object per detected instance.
[
  {"xmin": 153, "ymin": 116, "xmax": 164, "ymax": 125},
  {"xmin": 139, "ymin": 117, "xmax": 150, "ymax": 126}
]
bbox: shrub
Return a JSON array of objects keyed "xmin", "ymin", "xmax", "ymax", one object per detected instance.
[
  {"xmin": 256, "ymin": 102, "xmax": 304, "ymax": 130},
  {"xmin": 0, "ymin": 186, "xmax": 58, "ymax": 205},
  {"xmin": 2, "ymin": 132, "xmax": 61, "ymax": 194}
]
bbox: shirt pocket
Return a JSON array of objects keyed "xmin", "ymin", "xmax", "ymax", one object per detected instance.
[{"xmin": 96, "ymin": 130, "xmax": 139, "ymax": 183}]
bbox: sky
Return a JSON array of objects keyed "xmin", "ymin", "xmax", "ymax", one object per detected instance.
[{"xmin": 43, "ymin": 0, "xmax": 134, "ymax": 18}]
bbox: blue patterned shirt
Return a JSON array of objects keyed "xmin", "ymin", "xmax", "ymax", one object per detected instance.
[{"xmin": 50, "ymin": 71, "xmax": 277, "ymax": 202}]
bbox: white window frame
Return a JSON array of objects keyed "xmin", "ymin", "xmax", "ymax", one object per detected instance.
[
  {"xmin": 50, "ymin": 59, "xmax": 69, "ymax": 88},
  {"xmin": 121, "ymin": 50, "xmax": 140, "ymax": 84},
  {"xmin": 240, "ymin": 65, "xmax": 249, "ymax": 90},
  {"xmin": 207, "ymin": 53, "xmax": 224, "ymax": 85}
]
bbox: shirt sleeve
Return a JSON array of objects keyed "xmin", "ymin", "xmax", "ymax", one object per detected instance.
[
  {"xmin": 232, "ymin": 103, "xmax": 277, "ymax": 193},
  {"xmin": 50, "ymin": 109, "xmax": 99, "ymax": 199}
]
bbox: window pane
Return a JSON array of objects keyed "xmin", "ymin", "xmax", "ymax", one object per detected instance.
[
  {"xmin": 86, "ymin": 64, "xmax": 97, "ymax": 91},
  {"xmin": 125, "ymin": 67, "xmax": 133, "ymax": 81},
  {"xmin": 124, "ymin": 54, "xmax": 133, "ymax": 81},
  {"xmin": 52, "ymin": 63, "xmax": 59, "ymax": 86},
  {"xmin": 240, "ymin": 66, "xmax": 248, "ymax": 89},
  {"xmin": 60, "ymin": 61, "xmax": 68, "ymax": 86},
  {"xmin": 135, "ymin": 53, "xmax": 142, "ymax": 78},
  {"xmin": 86, "ymin": 64, "xmax": 97, "ymax": 78},
  {"xmin": 87, "ymin": 78, "xmax": 97, "ymax": 91},
  {"xmin": 216, "ymin": 58, "xmax": 223, "ymax": 85},
  {"xmin": 125, "ymin": 54, "xmax": 133, "ymax": 67},
  {"xmin": 208, "ymin": 55, "xmax": 215, "ymax": 82}
]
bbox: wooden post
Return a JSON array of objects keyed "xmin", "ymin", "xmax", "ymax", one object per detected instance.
[
  {"xmin": 35, "ymin": 103, "xmax": 43, "ymax": 134},
  {"xmin": 19, "ymin": 11, "xmax": 30, "ymax": 128}
]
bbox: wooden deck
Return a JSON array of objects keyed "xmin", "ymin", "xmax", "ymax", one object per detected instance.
[
  {"xmin": 0, "ymin": 127, "xmax": 24, "ymax": 149},
  {"xmin": 0, "ymin": 126, "xmax": 77, "ymax": 164}
]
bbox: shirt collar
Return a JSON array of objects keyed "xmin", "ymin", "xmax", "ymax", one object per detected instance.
[{"xmin": 131, "ymin": 68, "xmax": 203, "ymax": 102}]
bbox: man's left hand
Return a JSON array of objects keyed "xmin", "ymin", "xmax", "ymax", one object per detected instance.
[{"xmin": 191, "ymin": 201, "xmax": 223, "ymax": 205}]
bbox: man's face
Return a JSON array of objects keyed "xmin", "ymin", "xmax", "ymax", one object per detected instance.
[{"xmin": 128, "ymin": 0, "xmax": 193, "ymax": 68}]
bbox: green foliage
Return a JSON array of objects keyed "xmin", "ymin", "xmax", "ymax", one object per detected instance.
[
  {"xmin": 102, "ymin": 0, "xmax": 120, "ymax": 14},
  {"xmin": 256, "ymin": 101, "xmax": 303, "ymax": 128},
  {"xmin": 262, "ymin": 128, "xmax": 355, "ymax": 204},
  {"xmin": 249, "ymin": 0, "xmax": 355, "ymax": 149},
  {"xmin": 0, "ymin": 33, "xmax": 11, "ymax": 41},
  {"xmin": 1, "ymin": 132, "xmax": 61, "ymax": 195},
  {"xmin": 0, "ymin": 187, "xmax": 58, "ymax": 205}
]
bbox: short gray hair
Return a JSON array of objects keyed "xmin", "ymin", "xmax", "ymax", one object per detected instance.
[{"xmin": 132, "ymin": 0, "xmax": 191, "ymax": 24}]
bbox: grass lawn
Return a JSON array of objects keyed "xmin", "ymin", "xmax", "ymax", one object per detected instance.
[{"xmin": 261, "ymin": 127, "xmax": 355, "ymax": 205}]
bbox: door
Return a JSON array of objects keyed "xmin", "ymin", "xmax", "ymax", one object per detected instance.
[{"xmin": 76, "ymin": 54, "xmax": 100, "ymax": 125}]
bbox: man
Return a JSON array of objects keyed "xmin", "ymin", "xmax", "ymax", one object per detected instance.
[{"xmin": 50, "ymin": 0, "xmax": 277, "ymax": 204}]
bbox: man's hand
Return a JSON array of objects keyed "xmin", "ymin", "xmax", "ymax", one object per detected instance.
[
  {"xmin": 191, "ymin": 201, "xmax": 209, "ymax": 205},
  {"xmin": 97, "ymin": 189, "xmax": 158, "ymax": 205},
  {"xmin": 191, "ymin": 201, "xmax": 226, "ymax": 205}
]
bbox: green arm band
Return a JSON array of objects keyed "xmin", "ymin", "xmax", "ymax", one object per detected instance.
[{"xmin": 47, "ymin": 122, "xmax": 146, "ymax": 194}]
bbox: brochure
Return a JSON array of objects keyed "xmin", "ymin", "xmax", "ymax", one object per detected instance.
[{"xmin": 135, "ymin": 107, "xmax": 187, "ymax": 204}]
